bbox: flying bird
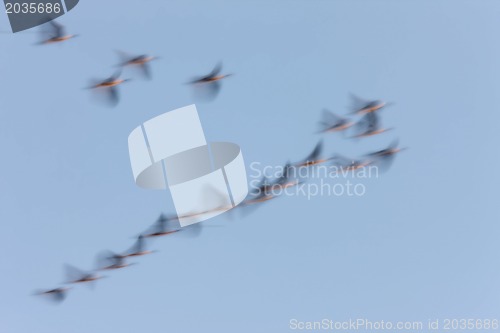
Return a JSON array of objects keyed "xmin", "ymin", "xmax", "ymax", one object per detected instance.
[
  {"xmin": 365, "ymin": 139, "xmax": 406, "ymax": 171},
  {"xmin": 142, "ymin": 214, "xmax": 181, "ymax": 238},
  {"xmin": 35, "ymin": 287, "xmax": 70, "ymax": 304},
  {"xmin": 243, "ymin": 188, "xmax": 277, "ymax": 205},
  {"xmin": 351, "ymin": 112, "xmax": 391, "ymax": 138},
  {"xmin": 317, "ymin": 109, "xmax": 353, "ymax": 133},
  {"xmin": 295, "ymin": 140, "xmax": 330, "ymax": 167},
  {"xmin": 64, "ymin": 264, "xmax": 102, "ymax": 285},
  {"xmin": 96, "ymin": 251, "xmax": 134, "ymax": 271},
  {"xmin": 330, "ymin": 154, "xmax": 372, "ymax": 172},
  {"xmin": 121, "ymin": 235, "xmax": 154, "ymax": 258},
  {"xmin": 117, "ymin": 51, "xmax": 157, "ymax": 79},
  {"xmin": 39, "ymin": 21, "xmax": 77, "ymax": 45},
  {"xmin": 350, "ymin": 94, "xmax": 388, "ymax": 114},
  {"xmin": 189, "ymin": 62, "xmax": 232, "ymax": 100},
  {"xmin": 179, "ymin": 185, "xmax": 234, "ymax": 220},
  {"xmin": 89, "ymin": 71, "xmax": 129, "ymax": 106}
]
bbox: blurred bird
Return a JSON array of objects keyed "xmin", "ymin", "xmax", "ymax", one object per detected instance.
[
  {"xmin": 351, "ymin": 112, "xmax": 391, "ymax": 138},
  {"xmin": 35, "ymin": 287, "xmax": 70, "ymax": 304},
  {"xmin": 295, "ymin": 140, "xmax": 330, "ymax": 167},
  {"xmin": 242, "ymin": 175, "xmax": 275, "ymax": 205},
  {"xmin": 350, "ymin": 94, "xmax": 388, "ymax": 114},
  {"xmin": 190, "ymin": 62, "xmax": 232, "ymax": 84},
  {"xmin": 318, "ymin": 109, "xmax": 353, "ymax": 133},
  {"xmin": 330, "ymin": 154, "xmax": 372, "ymax": 172},
  {"xmin": 142, "ymin": 214, "xmax": 181, "ymax": 238},
  {"xmin": 96, "ymin": 251, "xmax": 134, "ymax": 271},
  {"xmin": 39, "ymin": 21, "xmax": 77, "ymax": 45},
  {"xmin": 270, "ymin": 162, "xmax": 300, "ymax": 190},
  {"xmin": 189, "ymin": 62, "xmax": 232, "ymax": 100},
  {"xmin": 89, "ymin": 71, "xmax": 129, "ymax": 106},
  {"xmin": 116, "ymin": 51, "xmax": 157, "ymax": 79},
  {"xmin": 121, "ymin": 235, "xmax": 154, "ymax": 258},
  {"xmin": 180, "ymin": 185, "xmax": 234, "ymax": 219},
  {"xmin": 64, "ymin": 264, "xmax": 102, "ymax": 285},
  {"xmin": 365, "ymin": 139, "xmax": 406, "ymax": 171}
]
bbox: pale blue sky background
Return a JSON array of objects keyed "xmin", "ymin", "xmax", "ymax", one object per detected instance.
[{"xmin": 0, "ymin": 1, "xmax": 499, "ymax": 332}]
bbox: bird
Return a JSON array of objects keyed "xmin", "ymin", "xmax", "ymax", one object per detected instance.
[
  {"xmin": 190, "ymin": 62, "xmax": 232, "ymax": 84},
  {"xmin": 330, "ymin": 154, "xmax": 372, "ymax": 172},
  {"xmin": 365, "ymin": 139, "xmax": 406, "ymax": 171},
  {"xmin": 96, "ymin": 251, "xmax": 134, "ymax": 271},
  {"xmin": 35, "ymin": 287, "xmax": 70, "ymax": 304},
  {"xmin": 89, "ymin": 71, "xmax": 129, "ymax": 106},
  {"xmin": 64, "ymin": 264, "xmax": 103, "ymax": 285},
  {"xmin": 350, "ymin": 94, "xmax": 388, "ymax": 114},
  {"xmin": 351, "ymin": 112, "xmax": 391, "ymax": 138},
  {"xmin": 121, "ymin": 235, "xmax": 154, "ymax": 258},
  {"xmin": 294, "ymin": 140, "xmax": 330, "ymax": 167},
  {"xmin": 142, "ymin": 214, "xmax": 182, "ymax": 238},
  {"xmin": 242, "ymin": 175, "xmax": 277, "ymax": 205},
  {"xmin": 39, "ymin": 21, "xmax": 77, "ymax": 45},
  {"xmin": 178, "ymin": 185, "xmax": 233, "ymax": 220},
  {"xmin": 317, "ymin": 109, "xmax": 353, "ymax": 133},
  {"xmin": 116, "ymin": 51, "xmax": 157, "ymax": 79},
  {"xmin": 189, "ymin": 62, "xmax": 232, "ymax": 100}
]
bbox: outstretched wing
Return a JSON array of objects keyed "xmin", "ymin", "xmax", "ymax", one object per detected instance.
[
  {"xmin": 304, "ymin": 140, "xmax": 323, "ymax": 162},
  {"xmin": 64, "ymin": 264, "xmax": 85, "ymax": 282},
  {"xmin": 206, "ymin": 62, "xmax": 222, "ymax": 79}
]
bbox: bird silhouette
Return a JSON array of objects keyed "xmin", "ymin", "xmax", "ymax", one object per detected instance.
[
  {"xmin": 89, "ymin": 71, "xmax": 129, "ymax": 106},
  {"xmin": 96, "ymin": 250, "xmax": 134, "ymax": 271},
  {"xmin": 121, "ymin": 235, "xmax": 155, "ymax": 257},
  {"xmin": 39, "ymin": 21, "xmax": 77, "ymax": 45},
  {"xmin": 142, "ymin": 214, "xmax": 181, "ymax": 238},
  {"xmin": 318, "ymin": 109, "xmax": 353, "ymax": 133},
  {"xmin": 350, "ymin": 94, "xmax": 388, "ymax": 114},
  {"xmin": 365, "ymin": 139, "xmax": 406, "ymax": 171},
  {"xmin": 117, "ymin": 51, "xmax": 157, "ymax": 79},
  {"xmin": 295, "ymin": 140, "xmax": 331, "ymax": 167},
  {"xmin": 35, "ymin": 287, "xmax": 70, "ymax": 304},
  {"xmin": 189, "ymin": 62, "xmax": 232, "ymax": 100},
  {"xmin": 64, "ymin": 264, "xmax": 103, "ymax": 285},
  {"xmin": 351, "ymin": 112, "xmax": 391, "ymax": 138}
]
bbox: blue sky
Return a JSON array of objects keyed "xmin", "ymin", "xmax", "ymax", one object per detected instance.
[{"xmin": 0, "ymin": 1, "xmax": 499, "ymax": 332}]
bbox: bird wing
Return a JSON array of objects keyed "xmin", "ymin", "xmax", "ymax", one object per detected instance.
[
  {"xmin": 349, "ymin": 93, "xmax": 370, "ymax": 113},
  {"xmin": 49, "ymin": 20, "xmax": 64, "ymax": 38},
  {"xmin": 206, "ymin": 62, "xmax": 222, "ymax": 79},
  {"xmin": 305, "ymin": 140, "xmax": 323, "ymax": 162},
  {"xmin": 320, "ymin": 109, "xmax": 343, "ymax": 126},
  {"xmin": 64, "ymin": 264, "xmax": 86, "ymax": 281},
  {"xmin": 140, "ymin": 63, "xmax": 152, "ymax": 79}
]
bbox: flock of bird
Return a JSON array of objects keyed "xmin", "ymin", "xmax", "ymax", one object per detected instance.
[
  {"xmin": 36, "ymin": 21, "xmax": 232, "ymax": 105},
  {"xmin": 244, "ymin": 94, "xmax": 406, "ymax": 205},
  {"xmin": 32, "ymin": 20, "xmax": 405, "ymax": 304}
]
